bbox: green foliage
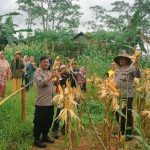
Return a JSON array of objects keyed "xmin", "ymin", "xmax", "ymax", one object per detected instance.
[
  {"xmin": 80, "ymin": 99, "xmax": 104, "ymax": 126},
  {"xmin": 17, "ymin": 0, "xmax": 82, "ymax": 31},
  {"xmin": 0, "ymin": 13, "xmax": 32, "ymax": 51},
  {"xmin": 4, "ymin": 44, "xmax": 46, "ymax": 65},
  {"xmin": 133, "ymin": 111, "xmax": 150, "ymax": 150},
  {"xmin": 28, "ymin": 30, "xmax": 87, "ymax": 58},
  {"xmin": 78, "ymin": 46, "xmax": 114, "ymax": 77},
  {"xmin": 0, "ymin": 82, "xmax": 35, "ymax": 150}
]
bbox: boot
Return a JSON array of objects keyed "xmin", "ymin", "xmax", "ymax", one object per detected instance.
[
  {"xmin": 42, "ymin": 136, "xmax": 55, "ymax": 143},
  {"xmin": 34, "ymin": 140, "xmax": 46, "ymax": 148},
  {"xmin": 125, "ymin": 135, "xmax": 133, "ymax": 141}
]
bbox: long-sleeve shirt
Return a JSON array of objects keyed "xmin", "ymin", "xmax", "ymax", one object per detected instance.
[
  {"xmin": 11, "ymin": 59, "xmax": 24, "ymax": 78},
  {"xmin": 115, "ymin": 66, "xmax": 141, "ymax": 98},
  {"xmin": 33, "ymin": 68, "xmax": 54, "ymax": 106}
]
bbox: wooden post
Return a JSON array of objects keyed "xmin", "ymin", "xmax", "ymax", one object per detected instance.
[{"xmin": 21, "ymin": 85, "xmax": 26, "ymax": 121}]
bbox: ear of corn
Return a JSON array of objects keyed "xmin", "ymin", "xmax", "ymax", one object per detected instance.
[
  {"xmin": 53, "ymin": 81, "xmax": 82, "ymax": 149},
  {"xmin": 53, "ymin": 56, "xmax": 61, "ymax": 70}
]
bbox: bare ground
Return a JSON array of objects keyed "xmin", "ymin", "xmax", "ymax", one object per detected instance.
[{"xmin": 32, "ymin": 126, "xmax": 143, "ymax": 150}]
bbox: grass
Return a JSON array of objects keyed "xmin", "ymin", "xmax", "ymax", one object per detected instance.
[
  {"xmin": 0, "ymin": 82, "xmax": 36, "ymax": 150},
  {"xmin": 0, "ymin": 80, "xmax": 104, "ymax": 150},
  {"xmin": 1, "ymin": 47, "xmax": 149, "ymax": 150}
]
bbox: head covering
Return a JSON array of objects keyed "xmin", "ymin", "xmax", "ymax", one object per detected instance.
[
  {"xmin": 114, "ymin": 53, "xmax": 132, "ymax": 66},
  {"xmin": 15, "ymin": 51, "xmax": 21, "ymax": 55},
  {"xmin": 60, "ymin": 64, "xmax": 66, "ymax": 69}
]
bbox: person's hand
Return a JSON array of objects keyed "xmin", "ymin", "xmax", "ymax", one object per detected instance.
[{"xmin": 51, "ymin": 71, "xmax": 60, "ymax": 79}]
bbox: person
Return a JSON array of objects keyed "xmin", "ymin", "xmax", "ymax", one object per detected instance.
[
  {"xmin": 26, "ymin": 56, "xmax": 36, "ymax": 88},
  {"xmin": 23, "ymin": 55, "xmax": 30, "ymax": 91},
  {"xmin": 52, "ymin": 65, "xmax": 68, "ymax": 139},
  {"xmin": 33, "ymin": 56, "xmax": 60, "ymax": 148},
  {"xmin": 0, "ymin": 51, "xmax": 11, "ymax": 99},
  {"xmin": 114, "ymin": 53, "xmax": 141, "ymax": 141},
  {"xmin": 107, "ymin": 62, "xmax": 116, "ymax": 78},
  {"xmin": 80, "ymin": 66, "xmax": 87, "ymax": 91},
  {"xmin": 11, "ymin": 51, "xmax": 24, "ymax": 93},
  {"xmin": 52, "ymin": 64, "xmax": 83, "ymax": 139}
]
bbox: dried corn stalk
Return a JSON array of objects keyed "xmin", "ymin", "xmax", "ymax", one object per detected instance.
[
  {"xmin": 52, "ymin": 81, "xmax": 82, "ymax": 150},
  {"xmin": 53, "ymin": 56, "xmax": 61, "ymax": 70},
  {"xmin": 135, "ymin": 69, "xmax": 150, "ymax": 112},
  {"xmin": 140, "ymin": 110, "xmax": 150, "ymax": 138},
  {"xmin": 134, "ymin": 68, "xmax": 150, "ymax": 138},
  {"xmin": 88, "ymin": 75, "xmax": 120, "ymax": 149}
]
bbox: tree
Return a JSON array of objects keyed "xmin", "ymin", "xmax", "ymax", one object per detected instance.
[
  {"xmin": 17, "ymin": 0, "xmax": 82, "ymax": 31},
  {"xmin": 84, "ymin": 5, "xmax": 106, "ymax": 31},
  {"xmin": 86, "ymin": 0, "xmax": 150, "ymax": 53}
]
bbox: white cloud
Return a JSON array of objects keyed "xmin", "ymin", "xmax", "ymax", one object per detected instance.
[{"xmin": 0, "ymin": 0, "xmax": 134, "ymax": 33}]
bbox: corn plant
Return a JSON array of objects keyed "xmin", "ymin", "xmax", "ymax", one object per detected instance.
[
  {"xmin": 88, "ymin": 76, "xmax": 122, "ymax": 149},
  {"xmin": 52, "ymin": 81, "xmax": 82, "ymax": 150},
  {"xmin": 133, "ymin": 111, "xmax": 150, "ymax": 150}
]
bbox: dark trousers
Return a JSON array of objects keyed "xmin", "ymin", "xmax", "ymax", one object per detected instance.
[
  {"xmin": 33, "ymin": 105, "xmax": 54, "ymax": 140},
  {"xmin": 116, "ymin": 97, "xmax": 133, "ymax": 136},
  {"xmin": 52, "ymin": 108, "xmax": 65, "ymax": 132}
]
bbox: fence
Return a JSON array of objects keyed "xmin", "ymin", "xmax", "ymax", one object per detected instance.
[{"xmin": 0, "ymin": 81, "xmax": 33, "ymax": 121}]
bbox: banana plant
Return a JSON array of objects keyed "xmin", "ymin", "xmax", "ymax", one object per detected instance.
[{"xmin": 0, "ymin": 12, "xmax": 32, "ymax": 51}]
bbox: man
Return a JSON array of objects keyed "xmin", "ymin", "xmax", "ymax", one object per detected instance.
[
  {"xmin": 11, "ymin": 51, "xmax": 24, "ymax": 93},
  {"xmin": 114, "ymin": 53, "xmax": 141, "ymax": 141},
  {"xmin": 33, "ymin": 56, "xmax": 60, "ymax": 148}
]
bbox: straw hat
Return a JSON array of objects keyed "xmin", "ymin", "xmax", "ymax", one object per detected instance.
[
  {"xmin": 114, "ymin": 53, "xmax": 132, "ymax": 66},
  {"xmin": 15, "ymin": 51, "xmax": 21, "ymax": 55}
]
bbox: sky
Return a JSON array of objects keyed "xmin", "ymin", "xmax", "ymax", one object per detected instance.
[{"xmin": 0, "ymin": 0, "xmax": 134, "ymax": 32}]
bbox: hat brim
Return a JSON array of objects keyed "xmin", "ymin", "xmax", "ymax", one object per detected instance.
[
  {"xmin": 114, "ymin": 56, "xmax": 132, "ymax": 66},
  {"xmin": 15, "ymin": 52, "xmax": 21, "ymax": 55}
]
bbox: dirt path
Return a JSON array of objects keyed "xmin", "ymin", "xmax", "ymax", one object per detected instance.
[
  {"xmin": 32, "ymin": 136, "xmax": 91, "ymax": 150},
  {"xmin": 32, "ymin": 127, "xmax": 143, "ymax": 150},
  {"xmin": 32, "ymin": 134, "xmax": 90, "ymax": 150}
]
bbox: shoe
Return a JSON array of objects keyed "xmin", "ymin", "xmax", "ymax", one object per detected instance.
[
  {"xmin": 125, "ymin": 135, "xmax": 133, "ymax": 141},
  {"xmin": 34, "ymin": 140, "xmax": 47, "ymax": 148},
  {"xmin": 42, "ymin": 136, "xmax": 55, "ymax": 143},
  {"xmin": 52, "ymin": 131, "xmax": 59, "ymax": 139}
]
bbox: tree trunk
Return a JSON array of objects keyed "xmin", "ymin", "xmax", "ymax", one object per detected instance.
[{"xmin": 41, "ymin": 1, "xmax": 46, "ymax": 30}]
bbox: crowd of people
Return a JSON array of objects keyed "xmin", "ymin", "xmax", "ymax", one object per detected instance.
[
  {"xmin": 0, "ymin": 49, "xmax": 142, "ymax": 148},
  {"xmin": 0, "ymin": 51, "xmax": 88, "ymax": 148},
  {"xmin": 32, "ymin": 56, "xmax": 87, "ymax": 148},
  {"xmin": 0, "ymin": 51, "xmax": 37, "ymax": 100}
]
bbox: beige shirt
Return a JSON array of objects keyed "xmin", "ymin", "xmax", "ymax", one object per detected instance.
[
  {"xmin": 34, "ymin": 68, "xmax": 54, "ymax": 106},
  {"xmin": 115, "ymin": 66, "xmax": 141, "ymax": 98}
]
